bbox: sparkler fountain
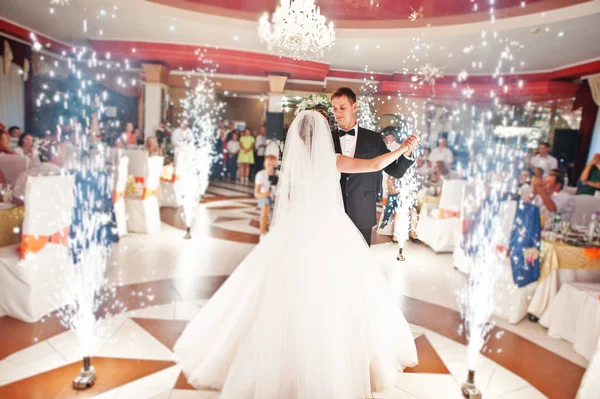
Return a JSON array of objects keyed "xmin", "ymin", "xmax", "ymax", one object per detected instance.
[{"xmin": 178, "ymin": 64, "xmax": 225, "ymax": 239}]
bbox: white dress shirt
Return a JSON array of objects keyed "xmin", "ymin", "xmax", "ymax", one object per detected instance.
[
  {"xmin": 339, "ymin": 123, "xmax": 359, "ymax": 158},
  {"xmin": 533, "ymin": 189, "xmax": 575, "ymax": 222},
  {"xmin": 255, "ymin": 135, "xmax": 267, "ymax": 157},
  {"xmin": 429, "ymin": 146, "xmax": 454, "ymax": 169},
  {"xmin": 530, "ymin": 154, "xmax": 558, "ymax": 178}
]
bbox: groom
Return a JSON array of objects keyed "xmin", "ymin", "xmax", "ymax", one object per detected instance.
[{"xmin": 331, "ymin": 87, "xmax": 418, "ymax": 246}]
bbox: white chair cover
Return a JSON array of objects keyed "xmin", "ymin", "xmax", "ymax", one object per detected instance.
[
  {"xmin": 416, "ymin": 180, "xmax": 467, "ymax": 253},
  {"xmin": 113, "ymin": 156, "xmax": 129, "ymax": 237},
  {"xmin": 570, "ymin": 195, "xmax": 600, "ymax": 226},
  {"xmin": 454, "ymin": 200, "xmax": 535, "ymax": 324},
  {"xmin": 0, "ymin": 154, "xmax": 27, "ymax": 185},
  {"xmin": 125, "ymin": 156, "xmax": 163, "ymax": 233},
  {"xmin": 0, "ymin": 175, "xmax": 75, "ymax": 322},
  {"xmin": 439, "ymin": 179, "xmax": 467, "ymax": 211},
  {"xmin": 124, "ymin": 149, "xmax": 148, "ymax": 182},
  {"xmin": 540, "ymin": 282, "xmax": 600, "ymax": 361}
]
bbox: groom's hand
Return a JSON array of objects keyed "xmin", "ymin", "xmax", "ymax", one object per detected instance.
[{"xmin": 400, "ymin": 135, "xmax": 419, "ymax": 157}]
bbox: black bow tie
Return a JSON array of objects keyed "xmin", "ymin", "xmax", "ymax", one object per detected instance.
[{"xmin": 338, "ymin": 128, "xmax": 355, "ymax": 137}]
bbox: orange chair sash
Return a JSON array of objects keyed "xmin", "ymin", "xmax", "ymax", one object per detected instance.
[
  {"xmin": 142, "ymin": 188, "xmax": 158, "ymax": 199},
  {"xmin": 21, "ymin": 226, "xmax": 70, "ymax": 259},
  {"xmin": 438, "ymin": 208, "xmax": 461, "ymax": 219},
  {"xmin": 134, "ymin": 176, "xmax": 145, "ymax": 185},
  {"xmin": 112, "ymin": 190, "xmax": 125, "ymax": 203}
]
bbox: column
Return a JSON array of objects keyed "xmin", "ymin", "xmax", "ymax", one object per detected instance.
[{"xmin": 141, "ymin": 63, "xmax": 170, "ymax": 138}]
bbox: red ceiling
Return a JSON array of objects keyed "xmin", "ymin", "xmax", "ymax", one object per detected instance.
[{"xmin": 148, "ymin": 0, "xmax": 582, "ymax": 21}]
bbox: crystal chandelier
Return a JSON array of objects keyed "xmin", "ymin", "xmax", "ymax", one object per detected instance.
[{"xmin": 258, "ymin": 0, "xmax": 336, "ymax": 61}]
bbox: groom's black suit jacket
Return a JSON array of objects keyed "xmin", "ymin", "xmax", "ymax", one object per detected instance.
[{"xmin": 332, "ymin": 126, "xmax": 414, "ymax": 230}]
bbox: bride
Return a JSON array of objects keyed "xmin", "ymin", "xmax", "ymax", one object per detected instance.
[{"xmin": 174, "ymin": 110, "xmax": 418, "ymax": 398}]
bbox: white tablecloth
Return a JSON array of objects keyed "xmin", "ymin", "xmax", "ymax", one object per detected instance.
[{"xmin": 540, "ymin": 282, "xmax": 600, "ymax": 361}]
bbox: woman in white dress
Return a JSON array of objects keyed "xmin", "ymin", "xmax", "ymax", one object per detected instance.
[{"xmin": 174, "ymin": 111, "xmax": 418, "ymax": 398}]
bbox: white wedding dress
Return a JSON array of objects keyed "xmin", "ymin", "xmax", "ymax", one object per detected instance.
[{"xmin": 174, "ymin": 111, "xmax": 418, "ymax": 398}]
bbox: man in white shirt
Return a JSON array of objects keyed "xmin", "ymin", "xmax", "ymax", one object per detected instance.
[
  {"xmin": 254, "ymin": 126, "xmax": 267, "ymax": 174},
  {"xmin": 13, "ymin": 144, "xmax": 64, "ymax": 201},
  {"xmin": 530, "ymin": 142, "xmax": 558, "ymax": 178},
  {"xmin": 171, "ymin": 118, "xmax": 193, "ymax": 149},
  {"xmin": 529, "ymin": 168, "xmax": 574, "ymax": 222},
  {"xmin": 254, "ymin": 155, "xmax": 278, "ymax": 237},
  {"xmin": 428, "ymin": 137, "xmax": 453, "ymax": 170}
]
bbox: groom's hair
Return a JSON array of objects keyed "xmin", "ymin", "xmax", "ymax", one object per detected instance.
[{"xmin": 331, "ymin": 87, "xmax": 357, "ymax": 104}]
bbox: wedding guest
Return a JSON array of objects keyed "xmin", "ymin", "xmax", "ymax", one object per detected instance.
[
  {"xmin": 0, "ymin": 131, "xmax": 15, "ymax": 154},
  {"xmin": 416, "ymin": 154, "xmax": 430, "ymax": 176},
  {"xmin": 531, "ymin": 167, "xmax": 543, "ymax": 179},
  {"xmin": 529, "ymin": 169, "xmax": 574, "ymax": 221},
  {"xmin": 429, "ymin": 136, "xmax": 453, "ymax": 170},
  {"xmin": 254, "ymin": 126, "xmax": 267, "ymax": 176},
  {"xmin": 14, "ymin": 132, "xmax": 41, "ymax": 169},
  {"xmin": 578, "ymin": 153, "xmax": 600, "ymax": 196},
  {"xmin": 429, "ymin": 161, "xmax": 448, "ymax": 186},
  {"xmin": 8, "ymin": 126, "xmax": 21, "ymax": 151},
  {"xmin": 211, "ymin": 130, "xmax": 224, "ymax": 181},
  {"xmin": 530, "ymin": 142, "xmax": 557, "ymax": 178},
  {"xmin": 226, "ymin": 131, "xmax": 240, "ymax": 182},
  {"xmin": 254, "ymin": 155, "xmax": 278, "ymax": 237},
  {"xmin": 13, "ymin": 144, "xmax": 64, "ymax": 200},
  {"xmin": 134, "ymin": 127, "xmax": 143, "ymax": 145},
  {"xmin": 238, "ymin": 128, "xmax": 255, "ymax": 184},
  {"xmin": 122, "ymin": 122, "xmax": 137, "ymax": 146},
  {"xmin": 380, "ymin": 175, "xmax": 400, "ymax": 230},
  {"xmin": 172, "ymin": 118, "xmax": 193, "ymax": 150},
  {"xmin": 517, "ymin": 168, "xmax": 533, "ymax": 199}
]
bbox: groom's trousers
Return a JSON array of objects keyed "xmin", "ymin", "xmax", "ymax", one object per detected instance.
[{"xmin": 359, "ymin": 227, "xmax": 373, "ymax": 247}]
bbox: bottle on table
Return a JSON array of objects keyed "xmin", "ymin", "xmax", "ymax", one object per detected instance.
[{"xmin": 553, "ymin": 213, "xmax": 561, "ymax": 233}]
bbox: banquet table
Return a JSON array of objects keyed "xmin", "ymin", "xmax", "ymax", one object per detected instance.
[
  {"xmin": 528, "ymin": 238, "xmax": 600, "ymax": 318},
  {"xmin": 0, "ymin": 204, "xmax": 24, "ymax": 247}
]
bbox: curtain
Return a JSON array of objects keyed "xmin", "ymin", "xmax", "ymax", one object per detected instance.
[
  {"xmin": 0, "ymin": 55, "xmax": 25, "ymax": 129},
  {"xmin": 573, "ymin": 80, "xmax": 599, "ymax": 180}
]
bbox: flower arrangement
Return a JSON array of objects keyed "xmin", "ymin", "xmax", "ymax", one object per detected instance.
[{"xmin": 294, "ymin": 94, "xmax": 336, "ymax": 129}]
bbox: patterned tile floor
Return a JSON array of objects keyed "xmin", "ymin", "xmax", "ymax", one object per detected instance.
[{"xmin": 0, "ymin": 182, "xmax": 588, "ymax": 398}]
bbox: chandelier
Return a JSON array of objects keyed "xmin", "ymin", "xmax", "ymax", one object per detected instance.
[{"xmin": 258, "ymin": 0, "xmax": 336, "ymax": 61}]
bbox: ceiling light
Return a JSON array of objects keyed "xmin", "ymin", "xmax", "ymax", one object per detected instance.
[{"xmin": 258, "ymin": 0, "xmax": 335, "ymax": 60}]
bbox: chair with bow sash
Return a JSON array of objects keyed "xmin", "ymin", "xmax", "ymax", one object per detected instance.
[
  {"xmin": 416, "ymin": 179, "xmax": 467, "ymax": 253},
  {"xmin": 454, "ymin": 199, "xmax": 539, "ymax": 323},
  {"xmin": 113, "ymin": 156, "xmax": 129, "ymax": 237},
  {"xmin": 125, "ymin": 155, "xmax": 163, "ymax": 233},
  {"xmin": 0, "ymin": 154, "xmax": 27, "ymax": 185},
  {"xmin": 0, "ymin": 175, "xmax": 75, "ymax": 322},
  {"xmin": 124, "ymin": 149, "xmax": 148, "ymax": 190}
]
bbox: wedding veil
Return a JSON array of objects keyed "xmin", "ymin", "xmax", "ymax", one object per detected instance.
[{"xmin": 272, "ymin": 110, "xmax": 343, "ymax": 226}]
